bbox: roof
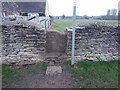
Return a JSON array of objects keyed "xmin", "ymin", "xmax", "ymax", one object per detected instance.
[
  {"xmin": 2, "ymin": 1, "xmax": 46, "ymax": 13},
  {"xmin": 1, "ymin": 0, "xmax": 46, "ymax": 2}
]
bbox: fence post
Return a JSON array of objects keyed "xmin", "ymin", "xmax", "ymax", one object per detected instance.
[{"xmin": 72, "ymin": 0, "xmax": 76, "ymax": 65}]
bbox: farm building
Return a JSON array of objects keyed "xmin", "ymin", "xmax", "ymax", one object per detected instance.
[
  {"xmin": 1, "ymin": 0, "xmax": 49, "ymax": 16},
  {"xmin": 1, "ymin": 0, "xmax": 51, "ymax": 28}
]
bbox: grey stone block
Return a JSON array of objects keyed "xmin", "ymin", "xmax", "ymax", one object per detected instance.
[{"xmin": 46, "ymin": 66, "xmax": 62, "ymax": 75}]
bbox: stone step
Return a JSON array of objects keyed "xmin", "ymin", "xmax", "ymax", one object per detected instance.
[
  {"xmin": 45, "ymin": 55, "xmax": 67, "ymax": 64},
  {"xmin": 46, "ymin": 66, "xmax": 62, "ymax": 75},
  {"xmin": 45, "ymin": 52, "xmax": 67, "ymax": 63}
]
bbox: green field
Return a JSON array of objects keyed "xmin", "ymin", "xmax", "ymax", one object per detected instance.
[{"xmin": 52, "ymin": 19, "xmax": 118, "ymax": 33}]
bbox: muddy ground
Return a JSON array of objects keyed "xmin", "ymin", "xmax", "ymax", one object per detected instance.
[{"xmin": 3, "ymin": 64, "xmax": 74, "ymax": 88}]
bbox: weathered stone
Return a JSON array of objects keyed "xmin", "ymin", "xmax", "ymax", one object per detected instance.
[
  {"xmin": 46, "ymin": 66, "xmax": 62, "ymax": 75},
  {"xmin": 66, "ymin": 22, "xmax": 119, "ymax": 62},
  {"xmin": 1, "ymin": 21, "xmax": 119, "ymax": 65},
  {"xmin": 1, "ymin": 22, "xmax": 46, "ymax": 65}
]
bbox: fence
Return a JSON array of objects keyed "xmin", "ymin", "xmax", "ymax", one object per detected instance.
[
  {"xmin": 2, "ymin": 16, "xmax": 52, "ymax": 29},
  {"xmin": 26, "ymin": 16, "xmax": 51, "ymax": 29}
]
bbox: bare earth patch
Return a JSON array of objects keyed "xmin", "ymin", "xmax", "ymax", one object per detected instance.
[{"xmin": 4, "ymin": 64, "xmax": 73, "ymax": 88}]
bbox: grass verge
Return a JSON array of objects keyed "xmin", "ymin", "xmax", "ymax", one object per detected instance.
[
  {"xmin": 26, "ymin": 62, "xmax": 48, "ymax": 74},
  {"xmin": 65, "ymin": 60, "xmax": 118, "ymax": 88},
  {"xmin": 2, "ymin": 62, "xmax": 48, "ymax": 85},
  {"xmin": 2, "ymin": 64, "xmax": 24, "ymax": 85}
]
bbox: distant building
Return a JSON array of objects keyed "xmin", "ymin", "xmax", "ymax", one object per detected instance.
[
  {"xmin": 1, "ymin": 0, "xmax": 49, "ymax": 17},
  {"xmin": 1, "ymin": 0, "xmax": 51, "ymax": 29}
]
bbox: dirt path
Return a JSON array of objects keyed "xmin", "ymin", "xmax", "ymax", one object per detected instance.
[{"xmin": 5, "ymin": 64, "xmax": 74, "ymax": 88}]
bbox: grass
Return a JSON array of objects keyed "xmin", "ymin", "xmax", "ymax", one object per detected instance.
[
  {"xmin": 65, "ymin": 60, "xmax": 119, "ymax": 88},
  {"xmin": 2, "ymin": 62, "xmax": 48, "ymax": 85},
  {"xmin": 54, "ymin": 19, "xmax": 119, "ymax": 88},
  {"xmin": 26, "ymin": 62, "xmax": 48, "ymax": 74},
  {"xmin": 0, "ymin": 64, "xmax": 2, "ymax": 87},
  {"xmin": 2, "ymin": 64, "xmax": 24, "ymax": 85},
  {"xmin": 53, "ymin": 19, "xmax": 118, "ymax": 33}
]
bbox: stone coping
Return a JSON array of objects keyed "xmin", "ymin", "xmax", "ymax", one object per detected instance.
[{"xmin": 1, "ymin": 20, "xmax": 43, "ymax": 29}]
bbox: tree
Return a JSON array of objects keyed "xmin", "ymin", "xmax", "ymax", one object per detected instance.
[
  {"xmin": 107, "ymin": 9, "xmax": 111, "ymax": 16},
  {"xmin": 107, "ymin": 9, "xmax": 117, "ymax": 16},
  {"xmin": 2, "ymin": 2, "xmax": 19, "ymax": 13},
  {"xmin": 62, "ymin": 14, "xmax": 65, "ymax": 19},
  {"xmin": 118, "ymin": 10, "xmax": 120, "ymax": 20},
  {"xmin": 111, "ymin": 9, "xmax": 117, "ymax": 16},
  {"xmin": 83, "ymin": 14, "xmax": 89, "ymax": 19}
]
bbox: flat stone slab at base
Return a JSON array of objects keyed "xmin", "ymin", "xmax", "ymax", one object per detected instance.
[{"xmin": 46, "ymin": 66, "xmax": 62, "ymax": 75}]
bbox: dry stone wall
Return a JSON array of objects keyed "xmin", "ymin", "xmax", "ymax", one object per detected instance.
[
  {"xmin": 1, "ymin": 21, "xmax": 119, "ymax": 65},
  {"xmin": 1, "ymin": 21, "xmax": 46, "ymax": 65},
  {"xmin": 65, "ymin": 22, "xmax": 120, "ymax": 62}
]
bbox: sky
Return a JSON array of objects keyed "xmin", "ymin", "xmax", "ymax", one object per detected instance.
[{"xmin": 48, "ymin": 0, "xmax": 119, "ymax": 16}]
